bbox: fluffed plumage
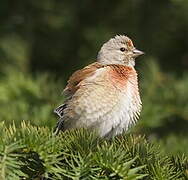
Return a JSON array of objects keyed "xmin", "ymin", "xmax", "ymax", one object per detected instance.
[{"xmin": 54, "ymin": 35, "xmax": 144, "ymax": 137}]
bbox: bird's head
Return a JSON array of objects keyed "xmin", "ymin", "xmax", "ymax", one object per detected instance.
[{"xmin": 97, "ymin": 35, "xmax": 144, "ymax": 67}]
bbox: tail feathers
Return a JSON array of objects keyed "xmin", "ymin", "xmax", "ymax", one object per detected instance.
[
  {"xmin": 54, "ymin": 104, "xmax": 66, "ymax": 117},
  {"xmin": 53, "ymin": 118, "xmax": 64, "ymax": 135},
  {"xmin": 54, "ymin": 103, "xmax": 67, "ymax": 135}
]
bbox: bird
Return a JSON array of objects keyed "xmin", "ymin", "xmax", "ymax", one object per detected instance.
[{"xmin": 54, "ymin": 35, "xmax": 144, "ymax": 137}]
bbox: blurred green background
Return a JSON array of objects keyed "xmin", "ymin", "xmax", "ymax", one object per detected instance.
[{"xmin": 0, "ymin": 0, "xmax": 187, "ymax": 155}]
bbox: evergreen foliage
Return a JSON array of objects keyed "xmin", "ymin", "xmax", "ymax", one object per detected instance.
[{"xmin": 0, "ymin": 122, "xmax": 188, "ymax": 179}]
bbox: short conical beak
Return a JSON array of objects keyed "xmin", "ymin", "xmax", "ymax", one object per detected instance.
[{"xmin": 132, "ymin": 49, "xmax": 144, "ymax": 58}]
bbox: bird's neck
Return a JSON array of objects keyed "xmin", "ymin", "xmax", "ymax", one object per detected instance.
[{"xmin": 97, "ymin": 57, "xmax": 135, "ymax": 67}]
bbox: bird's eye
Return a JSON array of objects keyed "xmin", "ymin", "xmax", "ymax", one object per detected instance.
[{"xmin": 120, "ymin": 47, "xmax": 126, "ymax": 52}]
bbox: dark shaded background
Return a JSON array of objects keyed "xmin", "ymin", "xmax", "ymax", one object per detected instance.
[{"xmin": 0, "ymin": 0, "xmax": 188, "ymax": 155}]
